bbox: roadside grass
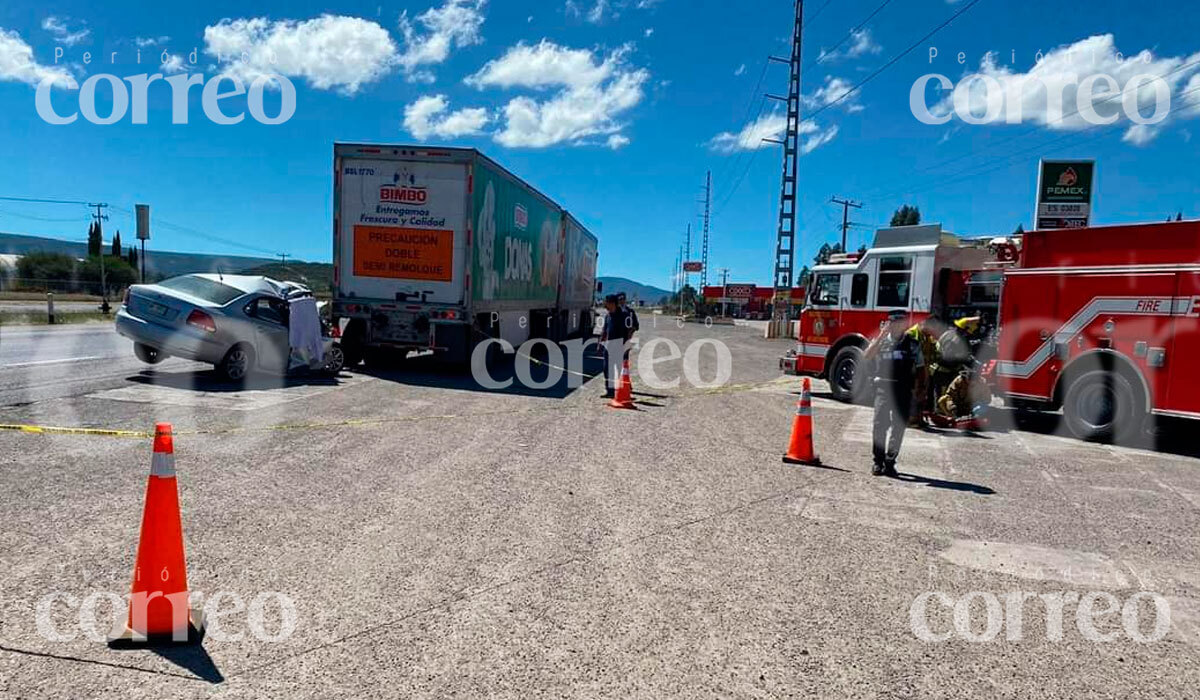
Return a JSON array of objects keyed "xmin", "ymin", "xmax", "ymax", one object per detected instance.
[{"xmin": 0, "ymin": 311, "xmax": 113, "ymax": 326}]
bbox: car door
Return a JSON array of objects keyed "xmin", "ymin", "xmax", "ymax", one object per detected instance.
[{"xmin": 245, "ymin": 296, "xmax": 291, "ymax": 373}]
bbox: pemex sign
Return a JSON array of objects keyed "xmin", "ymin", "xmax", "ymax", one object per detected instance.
[{"xmin": 1035, "ymin": 160, "xmax": 1095, "ymax": 230}]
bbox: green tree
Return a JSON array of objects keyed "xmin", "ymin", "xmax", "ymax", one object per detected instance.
[
  {"xmin": 127, "ymin": 247, "xmax": 138, "ymax": 270},
  {"xmin": 111, "ymin": 230, "xmax": 122, "ymax": 258},
  {"xmin": 813, "ymin": 242, "xmax": 844, "ymax": 266},
  {"xmin": 87, "ymin": 221, "xmax": 102, "ymax": 257},
  {"xmin": 78, "ymin": 255, "xmax": 137, "ymax": 292},
  {"xmin": 1014, "ymin": 223, "xmax": 1025, "ymax": 234},
  {"xmin": 16, "ymin": 251, "xmax": 77, "ymax": 289},
  {"xmin": 1177, "ymin": 212, "xmax": 1184, "ymax": 222},
  {"xmin": 890, "ymin": 205, "xmax": 921, "ymax": 226}
]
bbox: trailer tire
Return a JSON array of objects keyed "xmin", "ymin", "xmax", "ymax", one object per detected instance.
[
  {"xmin": 341, "ymin": 320, "xmax": 366, "ymax": 367},
  {"xmin": 829, "ymin": 346, "xmax": 869, "ymax": 404},
  {"xmin": 1063, "ymin": 369, "xmax": 1144, "ymax": 443}
]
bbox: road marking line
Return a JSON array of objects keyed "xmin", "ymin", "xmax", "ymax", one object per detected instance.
[{"xmin": 0, "ymin": 356, "xmax": 103, "ymax": 369}]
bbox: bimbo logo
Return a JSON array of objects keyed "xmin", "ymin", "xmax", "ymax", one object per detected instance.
[{"xmin": 380, "ymin": 169, "xmax": 428, "ymax": 203}]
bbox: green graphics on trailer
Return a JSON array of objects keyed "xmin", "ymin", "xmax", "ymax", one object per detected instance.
[
  {"xmin": 562, "ymin": 217, "xmax": 597, "ymax": 308},
  {"xmin": 472, "ymin": 161, "xmax": 561, "ymax": 304}
]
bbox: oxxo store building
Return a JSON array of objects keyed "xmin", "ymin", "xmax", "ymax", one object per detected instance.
[{"xmin": 701, "ymin": 284, "xmax": 807, "ymax": 319}]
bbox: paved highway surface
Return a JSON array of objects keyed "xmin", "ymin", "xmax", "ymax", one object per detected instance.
[{"xmin": 0, "ymin": 319, "xmax": 1198, "ymax": 697}]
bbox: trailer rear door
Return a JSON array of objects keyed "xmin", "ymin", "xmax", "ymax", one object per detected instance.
[{"xmin": 337, "ymin": 158, "xmax": 468, "ymax": 305}]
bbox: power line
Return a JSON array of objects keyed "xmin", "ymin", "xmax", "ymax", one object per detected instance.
[
  {"xmin": 0, "ymin": 195, "xmax": 91, "ymax": 206},
  {"xmin": 109, "ymin": 204, "xmax": 278, "ymax": 257},
  {"xmin": 805, "ymin": 0, "xmax": 985, "ymax": 122},
  {"xmin": 860, "ymin": 84, "xmax": 1200, "ymax": 207},
  {"xmin": 811, "ymin": 0, "xmax": 895, "ymax": 68},
  {"xmin": 856, "ymin": 54, "xmax": 1200, "ymax": 200}
]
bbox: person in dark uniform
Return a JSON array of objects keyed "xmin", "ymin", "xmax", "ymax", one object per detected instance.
[
  {"xmin": 599, "ymin": 295, "xmax": 628, "ymax": 398},
  {"xmin": 863, "ymin": 310, "xmax": 925, "ymax": 476},
  {"xmin": 617, "ymin": 292, "xmax": 639, "ymax": 339}
]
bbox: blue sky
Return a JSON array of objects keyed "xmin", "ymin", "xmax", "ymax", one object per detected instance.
[{"xmin": 1, "ymin": 0, "xmax": 1198, "ymax": 290}]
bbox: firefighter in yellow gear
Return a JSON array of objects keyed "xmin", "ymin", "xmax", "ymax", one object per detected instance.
[
  {"xmin": 905, "ymin": 319, "xmax": 942, "ymax": 424},
  {"xmin": 934, "ymin": 316, "xmax": 988, "ymax": 419}
]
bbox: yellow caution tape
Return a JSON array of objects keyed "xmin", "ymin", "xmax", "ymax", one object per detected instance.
[{"xmin": 0, "ymin": 424, "xmax": 153, "ymax": 438}]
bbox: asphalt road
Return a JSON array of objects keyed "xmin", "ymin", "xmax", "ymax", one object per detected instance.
[{"xmin": 1, "ymin": 318, "xmax": 1198, "ymax": 698}]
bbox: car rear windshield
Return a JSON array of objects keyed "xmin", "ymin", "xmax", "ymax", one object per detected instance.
[{"xmin": 158, "ymin": 276, "xmax": 244, "ymax": 305}]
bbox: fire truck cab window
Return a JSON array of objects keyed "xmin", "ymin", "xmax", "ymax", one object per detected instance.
[
  {"xmin": 850, "ymin": 274, "xmax": 869, "ymax": 307},
  {"xmin": 810, "ymin": 274, "xmax": 841, "ymax": 307},
  {"xmin": 876, "ymin": 255, "xmax": 912, "ymax": 308}
]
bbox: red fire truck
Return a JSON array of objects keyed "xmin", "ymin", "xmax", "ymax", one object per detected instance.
[{"xmin": 781, "ymin": 219, "xmax": 1200, "ymax": 442}]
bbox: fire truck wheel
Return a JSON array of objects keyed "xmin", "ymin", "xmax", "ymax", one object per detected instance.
[
  {"xmin": 1063, "ymin": 370, "xmax": 1143, "ymax": 443},
  {"xmin": 829, "ymin": 346, "xmax": 868, "ymax": 404}
]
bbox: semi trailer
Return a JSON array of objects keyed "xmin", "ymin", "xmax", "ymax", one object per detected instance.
[{"xmin": 332, "ymin": 144, "xmax": 599, "ymax": 367}]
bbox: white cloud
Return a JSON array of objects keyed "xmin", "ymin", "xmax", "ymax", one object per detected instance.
[
  {"xmin": 708, "ymin": 112, "xmax": 786, "ymax": 152},
  {"xmin": 800, "ymin": 121, "xmax": 839, "ymax": 155},
  {"xmin": 817, "ymin": 28, "xmax": 880, "ymax": 63},
  {"xmin": 734, "ymin": 63, "xmax": 746, "ymax": 76},
  {"xmin": 805, "ymin": 75, "xmax": 863, "ymax": 113},
  {"xmin": 0, "ymin": 28, "xmax": 73, "ymax": 86},
  {"xmin": 606, "ymin": 134, "xmax": 630, "ymax": 149},
  {"xmin": 403, "ymin": 94, "xmax": 490, "ymax": 139},
  {"xmin": 468, "ymin": 40, "xmax": 647, "ymax": 148},
  {"xmin": 204, "ymin": 15, "xmax": 399, "ymax": 94},
  {"xmin": 933, "ymin": 34, "xmax": 1200, "ymax": 146},
  {"xmin": 41, "ymin": 16, "xmax": 90, "ymax": 46},
  {"xmin": 397, "ymin": 0, "xmax": 487, "ymax": 83},
  {"xmin": 567, "ymin": 0, "xmax": 657, "ymax": 24},
  {"xmin": 135, "ymin": 36, "xmax": 169, "ymax": 48},
  {"xmin": 160, "ymin": 54, "xmax": 185, "ymax": 74},
  {"xmin": 644, "ymin": 28, "xmax": 654, "ymax": 38},
  {"xmin": 708, "ymin": 111, "xmax": 838, "ymax": 155}
]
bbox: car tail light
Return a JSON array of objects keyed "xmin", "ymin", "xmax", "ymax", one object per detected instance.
[{"xmin": 186, "ymin": 309, "xmax": 216, "ymax": 333}]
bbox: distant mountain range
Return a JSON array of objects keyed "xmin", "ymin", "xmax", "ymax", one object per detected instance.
[
  {"xmin": 597, "ymin": 276, "xmax": 672, "ymax": 304},
  {"xmin": 1, "ymin": 233, "xmax": 670, "ymax": 303},
  {"xmin": 0, "ymin": 232, "xmax": 284, "ymax": 279}
]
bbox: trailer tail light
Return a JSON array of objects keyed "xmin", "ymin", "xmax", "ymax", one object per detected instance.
[
  {"xmin": 440, "ymin": 310, "xmax": 459, "ymax": 320},
  {"xmin": 186, "ymin": 309, "xmax": 217, "ymax": 333}
]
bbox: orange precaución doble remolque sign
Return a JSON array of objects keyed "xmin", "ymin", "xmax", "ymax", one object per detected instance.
[{"xmin": 353, "ymin": 225, "xmax": 454, "ymax": 281}]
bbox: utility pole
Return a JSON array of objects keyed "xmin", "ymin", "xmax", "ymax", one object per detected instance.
[
  {"xmin": 700, "ymin": 171, "xmax": 711, "ymax": 290},
  {"xmin": 830, "ymin": 196, "xmax": 862, "ymax": 252},
  {"xmin": 764, "ymin": 0, "xmax": 804, "ymax": 338},
  {"xmin": 683, "ymin": 223, "xmax": 692, "ymax": 292},
  {"xmin": 277, "ymin": 253, "xmax": 290, "ymax": 266},
  {"xmin": 719, "ymin": 267, "xmax": 730, "ymax": 317},
  {"xmin": 88, "ymin": 202, "xmax": 111, "ymax": 315}
]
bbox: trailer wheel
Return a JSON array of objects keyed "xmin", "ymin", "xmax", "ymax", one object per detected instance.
[
  {"xmin": 1063, "ymin": 369, "xmax": 1144, "ymax": 443},
  {"xmin": 829, "ymin": 346, "xmax": 868, "ymax": 404},
  {"xmin": 340, "ymin": 320, "xmax": 366, "ymax": 367}
]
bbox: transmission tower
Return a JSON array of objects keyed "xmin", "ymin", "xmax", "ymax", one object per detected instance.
[
  {"xmin": 700, "ymin": 170, "xmax": 711, "ymax": 289},
  {"xmin": 763, "ymin": 0, "xmax": 804, "ymax": 335}
]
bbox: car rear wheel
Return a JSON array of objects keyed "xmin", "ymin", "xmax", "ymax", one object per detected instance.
[
  {"xmin": 218, "ymin": 344, "xmax": 253, "ymax": 384},
  {"xmin": 133, "ymin": 343, "xmax": 165, "ymax": 364},
  {"xmin": 1063, "ymin": 369, "xmax": 1144, "ymax": 443},
  {"xmin": 323, "ymin": 344, "xmax": 345, "ymax": 375}
]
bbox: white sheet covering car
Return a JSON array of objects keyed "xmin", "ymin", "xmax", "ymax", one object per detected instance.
[{"xmin": 115, "ymin": 273, "xmax": 345, "ymax": 382}]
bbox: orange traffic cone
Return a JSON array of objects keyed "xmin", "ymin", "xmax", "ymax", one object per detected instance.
[
  {"xmin": 783, "ymin": 378, "xmax": 821, "ymax": 465},
  {"xmin": 109, "ymin": 423, "xmax": 204, "ymax": 646},
  {"xmin": 608, "ymin": 359, "xmax": 636, "ymax": 410}
]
